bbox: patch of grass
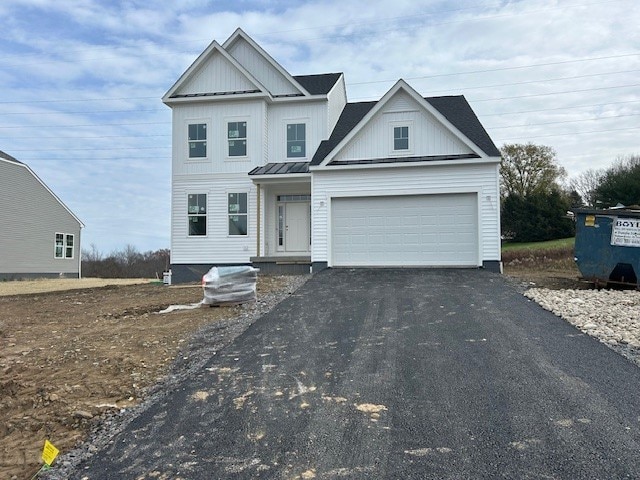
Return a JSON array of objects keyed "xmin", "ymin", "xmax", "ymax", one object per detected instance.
[
  {"xmin": 501, "ymin": 237, "xmax": 575, "ymax": 252},
  {"xmin": 502, "ymin": 237, "xmax": 575, "ymax": 271}
]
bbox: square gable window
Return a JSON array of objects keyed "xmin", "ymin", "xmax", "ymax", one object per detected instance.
[{"xmin": 394, "ymin": 126, "xmax": 409, "ymax": 151}]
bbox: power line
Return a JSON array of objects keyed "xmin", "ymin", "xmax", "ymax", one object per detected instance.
[
  {"xmin": 487, "ymin": 112, "xmax": 640, "ymax": 129},
  {"xmin": 494, "ymin": 126, "xmax": 639, "ymax": 141},
  {"xmin": 477, "ymin": 99, "xmax": 640, "ymax": 117},
  {"xmin": 0, "ymin": 121, "xmax": 170, "ymax": 129},
  {"xmin": 469, "ymin": 83, "xmax": 640, "ymax": 102}
]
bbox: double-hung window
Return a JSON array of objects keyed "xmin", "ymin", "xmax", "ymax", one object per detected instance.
[
  {"xmin": 228, "ymin": 193, "xmax": 248, "ymax": 236},
  {"xmin": 188, "ymin": 194, "xmax": 207, "ymax": 236},
  {"xmin": 188, "ymin": 123, "xmax": 207, "ymax": 158},
  {"xmin": 393, "ymin": 126, "xmax": 409, "ymax": 151},
  {"xmin": 54, "ymin": 233, "xmax": 74, "ymax": 259},
  {"xmin": 227, "ymin": 121, "xmax": 247, "ymax": 157},
  {"xmin": 286, "ymin": 123, "xmax": 306, "ymax": 158}
]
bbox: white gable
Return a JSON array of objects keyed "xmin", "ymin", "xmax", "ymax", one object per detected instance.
[
  {"xmin": 225, "ymin": 36, "xmax": 303, "ymax": 97},
  {"xmin": 333, "ymin": 90, "xmax": 474, "ymax": 162},
  {"xmin": 173, "ymin": 51, "xmax": 261, "ymax": 96}
]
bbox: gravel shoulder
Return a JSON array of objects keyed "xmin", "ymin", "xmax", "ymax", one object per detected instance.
[{"xmin": 524, "ymin": 288, "xmax": 640, "ymax": 368}]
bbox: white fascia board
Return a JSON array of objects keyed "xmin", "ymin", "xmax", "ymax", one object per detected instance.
[
  {"xmin": 162, "ymin": 40, "xmax": 271, "ymax": 103},
  {"xmin": 2, "ymin": 158, "xmax": 84, "ymax": 227},
  {"xmin": 249, "ymin": 173, "xmax": 311, "ymax": 184},
  {"xmin": 309, "ymin": 156, "xmax": 500, "ymax": 172},
  {"xmin": 222, "ymin": 28, "xmax": 311, "ymax": 97}
]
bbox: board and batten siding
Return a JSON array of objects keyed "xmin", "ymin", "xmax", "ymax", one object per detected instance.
[
  {"xmin": 326, "ymin": 76, "xmax": 347, "ymax": 133},
  {"xmin": 0, "ymin": 161, "xmax": 81, "ymax": 277},
  {"xmin": 311, "ymin": 163, "xmax": 500, "ymax": 265},
  {"xmin": 172, "ymin": 100, "xmax": 266, "ymax": 176},
  {"xmin": 334, "ymin": 92, "xmax": 474, "ymax": 161},
  {"xmin": 173, "ymin": 53, "xmax": 257, "ymax": 96},
  {"xmin": 226, "ymin": 40, "xmax": 300, "ymax": 96},
  {"xmin": 267, "ymin": 102, "xmax": 327, "ymax": 162},
  {"xmin": 171, "ymin": 173, "xmax": 256, "ymax": 264}
]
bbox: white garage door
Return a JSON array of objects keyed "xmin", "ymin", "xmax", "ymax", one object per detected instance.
[{"xmin": 331, "ymin": 193, "xmax": 478, "ymax": 267}]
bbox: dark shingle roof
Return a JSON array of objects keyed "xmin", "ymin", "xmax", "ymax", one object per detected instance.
[
  {"xmin": 310, "ymin": 95, "xmax": 500, "ymax": 166},
  {"xmin": 425, "ymin": 96, "xmax": 500, "ymax": 157},
  {"xmin": 0, "ymin": 150, "xmax": 22, "ymax": 164},
  {"xmin": 293, "ymin": 73, "xmax": 342, "ymax": 95},
  {"xmin": 310, "ymin": 101, "xmax": 377, "ymax": 165}
]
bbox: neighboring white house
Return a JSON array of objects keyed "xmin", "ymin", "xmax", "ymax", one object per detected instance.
[
  {"xmin": 163, "ymin": 29, "xmax": 501, "ymax": 282},
  {"xmin": 0, "ymin": 150, "xmax": 83, "ymax": 280}
]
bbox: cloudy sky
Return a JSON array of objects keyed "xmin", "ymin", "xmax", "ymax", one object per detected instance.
[{"xmin": 0, "ymin": 0, "xmax": 638, "ymax": 253}]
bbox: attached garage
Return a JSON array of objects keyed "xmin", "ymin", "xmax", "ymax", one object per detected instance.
[{"xmin": 331, "ymin": 193, "xmax": 479, "ymax": 267}]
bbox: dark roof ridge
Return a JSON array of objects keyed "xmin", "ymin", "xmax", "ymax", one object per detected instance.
[{"xmin": 0, "ymin": 150, "xmax": 22, "ymax": 164}]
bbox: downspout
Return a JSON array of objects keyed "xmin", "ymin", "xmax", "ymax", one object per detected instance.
[{"xmin": 256, "ymin": 183, "xmax": 261, "ymax": 258}]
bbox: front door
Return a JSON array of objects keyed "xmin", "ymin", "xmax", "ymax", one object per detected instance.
[{"xmin": 285, "ymin": 202, "xmax": 310, "ymax": 252}]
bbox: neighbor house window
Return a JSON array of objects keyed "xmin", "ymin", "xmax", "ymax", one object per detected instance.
[
  {"xmin": 287, "ymin": 123, "xmax": 306, "ymax": 158},
  {"xmin": 54, "ymin": 233, "xmax": 74, "ymax": 259},
  {"xmin": 227, "ymin": 121, "xmax": 247, "ymax": 157},
  {"xmin": 394, "ymin": 126, "xmax": 409, "ymax": 150},
  {"xmin": 228, "ymin": 192, "xmax": 248, "ymax": 235},
  {"xmin": 188, "ymin": 123, "xmax": 207, "ymax": 158},
  {"xmin": 188, "ymin": 194, "xmax": 207, "ymax": 236}
]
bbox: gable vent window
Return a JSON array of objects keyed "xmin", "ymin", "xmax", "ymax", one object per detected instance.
[
  {"xmin": 188, "ymin": 123, "xmax": 207, "ymax": 158},
  {"xmin": 394, "ymin": 126, "xmax": 409, "ymax": 151},
  {"xmin": 287, "ymin": 123, "xmax": 306, "ymax": 158},
  {"xmin": 228, "ymin": 121, "xmax": 247, "ymax": 157}
]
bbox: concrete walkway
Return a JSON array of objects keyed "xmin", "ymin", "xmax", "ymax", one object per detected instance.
[{"xmin": 63, "ymin": 269, "xmax": 640, "ymax": 479}]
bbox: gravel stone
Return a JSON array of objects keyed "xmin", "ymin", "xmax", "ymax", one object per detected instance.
[{"xmin": 524, "ymin": 287, "xmax": 640, "ymax": 367}]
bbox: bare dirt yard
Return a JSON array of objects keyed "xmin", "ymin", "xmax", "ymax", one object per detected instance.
[{"xmin": 0, "ymin": 276, "xmax": 300, "ymax": 480}]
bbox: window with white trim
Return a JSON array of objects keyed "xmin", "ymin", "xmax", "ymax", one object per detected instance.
[
  {"xmin": 188, "ymin": 194, "xmax": 207, "ymax": 236},
  {"xmin": 228, "ymin": 192, "xmax": 248, "ymax": 236},
  {"xmin": 393, "ymin": 126, "xmax": 409, "ymax": 151},
  {"xmin": 54, "ymin": 233, "xmax": 74, "ymax": 259},
  {"xmin": 286, "ymin": 123, "xmax": 306, "ymax": 158},
  {"xmin": 227, "ymin": 121, "xmax": 247, "ymax": 157},
  {"xmin": 188, "ymin": 123, "xmax": 207, "ymax": 158}
]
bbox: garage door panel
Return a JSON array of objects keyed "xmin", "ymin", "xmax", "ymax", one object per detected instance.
[{"xmin": 331, "ymin": 194, "xmax": 478, "ymax": 267}]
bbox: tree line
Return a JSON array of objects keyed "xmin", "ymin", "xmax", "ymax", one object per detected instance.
[
  {"xmin": 500, "ymin": 144, "xmax": 640, "ymax": 243},
  {"xmin": 82, "ymin": 244, "xmax": 170, "ymax": 278}
]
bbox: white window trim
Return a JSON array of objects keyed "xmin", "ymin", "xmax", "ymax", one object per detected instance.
[
  {"xmin": 185, "ymin": 119, "xmax": 210, "ymax": 162},
  {"xmin": 227, "ymin": 191, "xmax": 249, "ymax": 237},
  {"xmin": 284, "ymin": 119, "xmax": 309, "ymax": 161},
  {"xmin": 54, "ymin": 232, "xmax": 74, "ymax": 259},
  {"xmin": 390, "ymin": 121, "xmax": 413, "ymax": 155},
  {"xmin": 225, "ymin": 117, "xmax": 249, "ymax": 160},
  {"xmin": 187, "ymin": 193, "xmax": 208, "ymax": 238}
]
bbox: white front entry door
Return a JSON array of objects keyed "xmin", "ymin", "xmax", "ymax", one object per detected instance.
[{"xmin": 285, "ymin": 202, "xmax": 310, "ymax": 252}]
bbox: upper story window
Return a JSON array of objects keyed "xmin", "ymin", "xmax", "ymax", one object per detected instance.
[
  {"xmin": 188, "ymin": 194, "xmax": 207, "ymax": 236},
  {"xmin": 228, "ymin": 121, "xmax": 247, "ymax": 157},
  {"xmin": 188, "ymin": 123, "xmax": 207, "ymax": 158},
  {"xmin": 287, "ymin": 123, "xmax": 306, "ymax": 158},
  {"xmin": 393, "ymin": 126, "xmax": 409, "ymax": 151},
  {"xmin": 228, "ymin": 192, "xmax": 248, "ymax": 236},
  {"xmin": 54, "ymin": 233, "xmax": 74, "ymax": 259}
]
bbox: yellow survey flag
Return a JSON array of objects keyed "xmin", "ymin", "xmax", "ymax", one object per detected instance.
[{"xmin": 42, "ymin": 439, "xmax": 59, "ymax": 466}]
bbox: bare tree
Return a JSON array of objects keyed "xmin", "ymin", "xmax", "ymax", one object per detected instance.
[{"xmin": 569, "ymin": 169, "xmax": 604, "ymax": 207}]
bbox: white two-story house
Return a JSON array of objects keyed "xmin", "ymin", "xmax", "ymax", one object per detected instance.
[{"xmin": 163, "ymin": 29, "xmax": 501, "ymax": 282}]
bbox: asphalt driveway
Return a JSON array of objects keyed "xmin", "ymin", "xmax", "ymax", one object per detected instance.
[{"xmin": 60, "ymin": 269, "xmax": 640, "ymax": 479}]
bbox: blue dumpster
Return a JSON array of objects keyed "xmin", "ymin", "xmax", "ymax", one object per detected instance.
[{"xmin": 573, "ymin": 207, "xmax": 640, "ymax": 287}]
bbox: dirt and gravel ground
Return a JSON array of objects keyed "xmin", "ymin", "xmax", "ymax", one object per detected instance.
[{"xmin": 0, "ymin": 276, "xmax": 306, "ymax": 480}]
